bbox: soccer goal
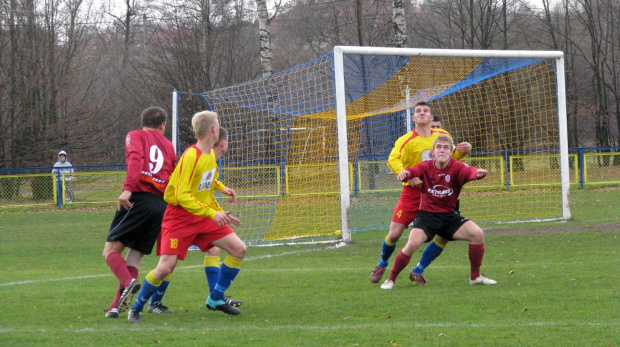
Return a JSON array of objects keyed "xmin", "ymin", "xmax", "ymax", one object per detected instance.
[{"xmin": 172, "ymin": 46, "xmax": 570, "ymax": 245}]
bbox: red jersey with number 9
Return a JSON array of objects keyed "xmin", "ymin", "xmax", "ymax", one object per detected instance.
[{"xmin": 123, "ymin": 129, "xmax": 177, "ymax": 196}]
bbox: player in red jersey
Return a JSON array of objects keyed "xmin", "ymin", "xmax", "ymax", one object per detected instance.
[
  {"xmin": 370, "ymin": 102, "xmax": 472, "ymax": 284},
  {"xmin": 380, "ymin": 134, "xmax": 496, "ymax": 289},
  {"xmin": 102, "ymin": 107, "xmax": 177, "ymax": 318}
]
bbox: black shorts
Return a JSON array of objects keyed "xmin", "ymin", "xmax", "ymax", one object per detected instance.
[
  {"xmin": 106, "ymin": 192, "xmax": 168, "ymax": 255},
  {"xmin": 411, "ymin": 210, "xmax": 470, "ymax": 241}
]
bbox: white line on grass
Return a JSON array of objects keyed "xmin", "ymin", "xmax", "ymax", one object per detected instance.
[
  {"xmin": 0, "ymin": 243, "xmax": 348, "ymax": 287},
  {"xmin": 0, "ymin": 320, "xmax": 615, "ymax": 335}
]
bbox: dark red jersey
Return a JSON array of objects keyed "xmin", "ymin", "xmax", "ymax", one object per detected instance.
[
  {"xmin": 123, "ymin": 129, "xmax": 177, "ymax": 196},
  {"xmin": 403, "ymin": 158, "xmax": 479, "ymax": 213}
]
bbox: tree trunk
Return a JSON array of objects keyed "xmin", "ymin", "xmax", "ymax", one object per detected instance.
[
  {"xmin": 257, "ymin": 0, "xmax": 274, "ymax": 77},
  {"xmin": 391, "ymin": 0, "xmax": 407, "ymax": 47}
]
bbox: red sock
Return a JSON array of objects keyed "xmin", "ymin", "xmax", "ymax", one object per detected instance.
[
  {"xmin": 106, "ymin": 251, "xmax": 132, "ymax": 287},
  {"xmin": 128, "ymin": 266, "xmax": 139, "ymax": 280},
  {"xmin": 469, "ymin": 243, "xmax": 485, "ymax": 280},
  {"xmin": 109, "ymin": 283, "xmax": 123, "ymax": 311},
  {"xmin": 109, "ymin": 266, "xmax": 139, "ymax": 310},
  {"xmin": 389, "ymin": 251, "xmax": 412, "ymax": 282}
]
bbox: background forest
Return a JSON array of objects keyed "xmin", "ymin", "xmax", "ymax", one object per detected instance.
[{"xmin": 1, "ymin": 0, "xmax": 619, "ymax": 168}]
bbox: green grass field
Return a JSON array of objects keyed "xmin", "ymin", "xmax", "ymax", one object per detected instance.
[{"xmin": 0, "ymin": 188, "xmax": 619, "ymax": 346}]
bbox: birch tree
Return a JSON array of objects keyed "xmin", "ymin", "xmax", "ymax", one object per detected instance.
[
  {"xmin": 257, "ymin": 0, "xmax": 281, "ymax": 77},
  {"xmin": 391, "ymin": 0, "xmax": 407, "ymax": 47}
]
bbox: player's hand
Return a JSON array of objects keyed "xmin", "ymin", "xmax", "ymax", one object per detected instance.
[
  {"xmin": 456, "ymin": 142, "xmax": 472, "ymax": 153},
  {"xmin": 118, "ymin": 190, "xmax": 133, "ymax": 211},
  {"xmin": 225, "ymin": 210, "xmax": 241, "ymax": 226},
  {"xmin": 397, "ymin": 170, "xmax": 410, "ymax": 181},
  {"xmin": 222, "ymin": 188, "xmax": 237, "ymax": 203},
  {"xmin": 213, "ymin": 211, "xmax": 231, "ymax": 226},
  {"xmin": 476, "ymin": 169, "xmax": 488, "ymax": 179},
  {"xmin": 410, "ymin": 177, "xmax": 422, "ymax": 186}
]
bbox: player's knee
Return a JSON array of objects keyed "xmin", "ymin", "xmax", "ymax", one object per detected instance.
[
  {"xmin": 387, "ymin": 226, "xmax": 405, "ymax": 242},
  {"xmin": 156, "ymin": 264, "xmax": 174, "ymax": 279},
  {"xmin": 102, "ymin": 249, "xmax": 114, "ymax": 261},
  {"xmin": 470, "ymin": 228, "xmax": 484, "ymax": 243},
  {"xmin": 230, "ymin": 244, "xmax": 247, "ymax": 259}
]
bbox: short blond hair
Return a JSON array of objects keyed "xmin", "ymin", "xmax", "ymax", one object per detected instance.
[
  {"xmin": 191, "ymin": 111, "xmax": 218, "ymax": 140},
  {"xmin": 433, "ymin": 134, "xmax": 454, "ymax": 149}
]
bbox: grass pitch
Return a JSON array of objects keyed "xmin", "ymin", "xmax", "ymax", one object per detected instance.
[{"xmin": 0, "ymin": 188, "xmax": 618, "ymax": 346}]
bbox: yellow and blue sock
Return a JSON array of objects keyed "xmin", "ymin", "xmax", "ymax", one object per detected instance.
[
  {"xmin": 210, "ymin": 255, "xmax": 242, "ymax": 301},
  {"xmin": 150, "ymin": 273, "xmax": 172, "ymax": 305},
  {"xmin": 413, "ymin": 236, "xmax": 446, "ymax": 275},
  {"xmin": 204, "ymin": 255, "xmax": 221, "ymax": 294},
  {"xmin": 131, "ymin": 271, "xmax": 162, "ymax": 311},
  {"xmin": 378, "ymin": 235, "xmax": 397, "ymax": 268}
]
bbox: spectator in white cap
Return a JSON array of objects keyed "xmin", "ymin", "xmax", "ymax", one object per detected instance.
[{"xmin": 52, "ymin": 150, "xmax": 75, "ymax": 202}]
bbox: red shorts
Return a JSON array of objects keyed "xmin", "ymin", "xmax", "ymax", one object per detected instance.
[
  {"xmin": 391, "ymin": 185, "xmax": 421, "ymax": 226},
  {"xmin": 158, "ymin": 204, "xmax": 234, "ymax": 260}
]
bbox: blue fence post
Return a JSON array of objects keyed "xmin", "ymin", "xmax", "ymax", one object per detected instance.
[
  {"xmin": 353, "ymin": 162, "xmax": 359, "ymax": 196},
  {"xmin": 578, "ymin": 148, "xmax": 585, "ymax": 188},
  {"xmin": 56, "ymin": 171, "xmax": 63, "ymax": 208}
]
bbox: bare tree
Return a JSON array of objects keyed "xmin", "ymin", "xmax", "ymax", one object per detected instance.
[
  {"xmin": 391, "ymin": 0, "xmax": 407, "ymax": 47},
  {"xmin": 257, "ymin": 0, "xmax": 281, "ymax": 76}
]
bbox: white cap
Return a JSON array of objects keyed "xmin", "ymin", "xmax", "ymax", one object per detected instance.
[{"xmin": 58, "ymin": 150, "xmax": 67, "ymax": 156}]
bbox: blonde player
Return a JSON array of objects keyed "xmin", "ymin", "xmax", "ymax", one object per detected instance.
[{"xmin": 128, "ymin": 111, "xmax": 245, "ymax": 323}]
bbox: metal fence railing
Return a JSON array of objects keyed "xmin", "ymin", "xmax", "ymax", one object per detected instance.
[
  {"xmin": 1, "ymin": 148, "xmax": 618, "ymax": 210},
  {"xmin": 0, "ymin": 165, "xmax": 124, "ymax": 209}
]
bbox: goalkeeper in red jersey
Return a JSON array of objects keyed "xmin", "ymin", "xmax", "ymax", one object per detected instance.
[
  {"xmin": 380, "ymin": 134, "xmax": 496, "ymax": 289},
  {"xmin": 370, "ymin": 102, "xmax": 472, "ymax": 285},
  {"xmin": 128, "ymin": 111, "xmax": 245, "ymax": 323}
]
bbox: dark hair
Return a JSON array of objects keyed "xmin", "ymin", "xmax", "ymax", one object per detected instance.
[
  {"xmin": 141, "ymin": 107, "xmax": 168, "ymax": 128},
  {"xmin": 214, "ymin": 127, "xmax": 228, "ymax": 146},
  {"xmin": 414, "ymin": 101, "xmax": 429, "ymax": 108},
  {"xmin": 433, "ymin": 116, "xmax": 442, "ymax": 122}
]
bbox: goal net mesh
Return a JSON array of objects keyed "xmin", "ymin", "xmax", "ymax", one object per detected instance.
[{"xmin": 176, "ymin": 50, "xmax": 564, "ymax": 244}]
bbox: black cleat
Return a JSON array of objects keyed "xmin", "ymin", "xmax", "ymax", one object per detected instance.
[
  {"xmin": 117, "ymin": 279, "xmax": 141, "ymax": 313},
  {"xmin": 148, "ymin": 301, "xmax": 174, "ymax": 314},
  {"xmin": 225, "ymin": 296, "xmax": 243, "ymax": 308},
  {"xmin": 206, "ymin": 296, "xmax": 241, "ymax": 315},
  {"xmin": 127, "ymin": 308, "xmax": 141, "ymax": 323}
]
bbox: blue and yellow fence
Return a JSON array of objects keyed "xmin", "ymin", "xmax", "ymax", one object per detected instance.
[{"xmin": 1, "ymin": 149, "xmax": 618, "ymax": 209}]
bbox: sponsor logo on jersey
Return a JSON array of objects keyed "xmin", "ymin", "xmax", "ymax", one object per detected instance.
[
  {"xmin": 427, "ymin": 185, "xmax": 453, "ymax": 197},
  {"xmin": 198, "ymin": 168, "xmax": 216, "ymax": 192}
]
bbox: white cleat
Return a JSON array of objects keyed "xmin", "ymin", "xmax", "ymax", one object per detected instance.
[
  {"xmin": 380, "ymin": 279, "xmax": 394, "ymax": 290},
  {"xmin": 469, "ymin": 274, "xmax": 497, "ymax": 285}
]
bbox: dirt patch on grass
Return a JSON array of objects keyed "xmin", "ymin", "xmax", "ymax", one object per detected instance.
[{"xmin": 486, "ymin": 223, "xmax": 619, "ymax": 235}]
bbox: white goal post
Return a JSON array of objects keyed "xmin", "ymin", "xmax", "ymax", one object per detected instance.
[{"xmin": 333, "ymin": 46, "xmax": 570, "ymax": 242}]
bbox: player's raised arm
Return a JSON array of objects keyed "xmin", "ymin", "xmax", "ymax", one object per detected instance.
[
  {"xmin": 387, "ymin": 135, "xmax": 409, "ymax": 176},
  {"xmin": 452, "ymin": 141, "xmax": 472, "ymax": 160}
]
